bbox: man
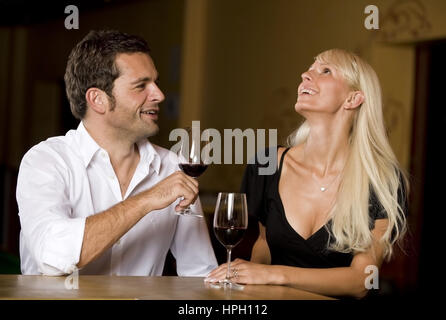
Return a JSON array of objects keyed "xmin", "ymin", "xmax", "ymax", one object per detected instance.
[{"xmin": 16, "ymin": 30, "xmax": 217, "ymax": 276}]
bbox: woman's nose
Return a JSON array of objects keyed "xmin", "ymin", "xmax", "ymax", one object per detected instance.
[{"xmin": 301, "ymin": 71, "xmax": 312, "ymax": 82}]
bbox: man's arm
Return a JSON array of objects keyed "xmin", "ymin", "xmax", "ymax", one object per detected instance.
[{"xmin": 77, "ymin": 171, "xmax": 198, "ymax": 268}]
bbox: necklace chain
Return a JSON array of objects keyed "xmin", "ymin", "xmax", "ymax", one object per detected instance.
[
  {"xmin": 310, "ymin": 170, "xmax": 342, "ymax": 192},
  {"xmin": 303, "ymin": 146, "xmax": 346, "ymax": 192}
]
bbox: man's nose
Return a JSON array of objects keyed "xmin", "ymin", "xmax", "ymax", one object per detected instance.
[{"xmin": 151, "ymin": 84, "xmax": 165, "ymax": 103}]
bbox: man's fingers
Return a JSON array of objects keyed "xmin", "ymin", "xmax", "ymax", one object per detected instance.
[
  {"xmin": 173, "ymin": 172, "xmax": 199, "ymax": 203},
  {"xmin": 170, "ymin": 172, "xmax": 198, "ymax": 193},
  {"xmin": 177, "ymin": 171, "xmax": 199, "ymax": 190},
  {"xmin": 181, "ymin": 177, "xmax": 199, "ymax": 196},
  {"xmin": 146, "ymin": 171, "xmax": 200, "ymax": 212},
  {"xmin": 184, "ymin": 173, "xmax": 199, "ymax": 187},
  {"xmin": 174, "ymin": 181, "xmax": 198, "ymax": 207}
]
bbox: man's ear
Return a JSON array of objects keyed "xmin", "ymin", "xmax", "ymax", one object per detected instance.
[
  {"xmin": 85, "ymin": 88, "xmax": 108, "ymax": 114},
  {"xmin": 344, "ymin": 91, "xmax": 364, "ymax": 110}
]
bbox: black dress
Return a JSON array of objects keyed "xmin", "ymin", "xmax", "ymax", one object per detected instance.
[{"xmin": 240, "ymin": 147, "xmax": 407, "ymax": 268}]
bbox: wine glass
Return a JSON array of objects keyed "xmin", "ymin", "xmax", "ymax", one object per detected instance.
[
  {"xmin": 213, "ymin": 192, "xmax": 248, "ymax": 289},
  {"xmin": 176, "ymin": 127, "xmax": 209, "ymax": 217}
]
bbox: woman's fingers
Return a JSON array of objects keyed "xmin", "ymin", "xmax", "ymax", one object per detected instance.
[{"xmin": 205, "ymin": 259, "xmax": 247, "ymax": 283}]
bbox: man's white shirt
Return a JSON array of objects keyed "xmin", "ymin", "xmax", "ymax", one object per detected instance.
[{"xmin": 17, "ymin": 122, "xmax": 217, "ymax": 276}]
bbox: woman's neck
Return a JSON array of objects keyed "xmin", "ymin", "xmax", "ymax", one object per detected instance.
[{"xmin": 301, "ymin": 118, "xmax": 350, "ymax": 177}]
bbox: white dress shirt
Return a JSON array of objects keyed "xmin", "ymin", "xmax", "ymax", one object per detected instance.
[{"xmin": 17, "ymin": 122, "xmax": 217, "ymax": 276}]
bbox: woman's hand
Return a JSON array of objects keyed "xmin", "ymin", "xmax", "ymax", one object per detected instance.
[{"xmin": 205, "ymin": 258, "xmax": 278, "ymax": 285}]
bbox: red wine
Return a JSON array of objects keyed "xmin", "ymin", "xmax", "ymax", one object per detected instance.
[
  {"xmin": 179, "ymin": 163, "xmax": 208, "ymax": 177},
  {"xmin": 214, "ymin": 226, "xmax": 246, "ymax": 248}
]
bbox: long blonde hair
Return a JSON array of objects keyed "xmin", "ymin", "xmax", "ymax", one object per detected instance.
[{"xmin": 287, "ymin": 49, "xmax": 408, "ymax": 260}]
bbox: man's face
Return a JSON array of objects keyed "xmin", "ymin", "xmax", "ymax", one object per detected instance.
[{"xmin": 105, "ymin": 52, "xmax": 165, "ymax": 141}]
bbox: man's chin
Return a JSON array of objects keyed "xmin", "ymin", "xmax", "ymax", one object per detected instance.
[{"xmin": 145, "ymin": 125, "xmax": 159, "ymax": 138}]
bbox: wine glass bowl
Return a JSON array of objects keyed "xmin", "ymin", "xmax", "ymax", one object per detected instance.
[
  {"xmin": 213, "ymin": 192, "xmax": 248, "ymax": 289},
  {"xmin": 176, "ymin": 127, "xmax": 209, "ymax": 217},
  {"xmin": 178, "ymin": 163, "xmax": 208, "ymax": 178}
]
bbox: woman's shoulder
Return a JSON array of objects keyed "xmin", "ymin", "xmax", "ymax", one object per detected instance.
[
  {"xmin": 277, "ymin": 145, "xmax": 295, "ymax": 161},
  {"xmin": 242, "ymin": 145, "xmax": 281, "ymax": 179}
]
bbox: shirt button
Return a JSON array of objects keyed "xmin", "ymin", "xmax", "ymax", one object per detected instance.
[{"xmin": 116, "ymin": 239, "xmax": 121, "ymax": 245}]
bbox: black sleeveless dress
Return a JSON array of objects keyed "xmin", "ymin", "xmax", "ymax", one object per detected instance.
[{"xmin": 240, "ymin": 147, "xmax": 407, "ymax": 268}]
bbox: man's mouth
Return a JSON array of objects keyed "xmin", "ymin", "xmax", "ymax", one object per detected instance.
[
  {"xmin": 140, "ymin": 108, "xmax": 159, "ymax": 120},
  {"xmin": 140, "ymin": 109, "xmax": 158, "ymax": 115}
]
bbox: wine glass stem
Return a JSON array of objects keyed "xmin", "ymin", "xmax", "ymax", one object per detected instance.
[{"xmin": 225, "ymin": 248, "xmax": 232, "ymax": 281}]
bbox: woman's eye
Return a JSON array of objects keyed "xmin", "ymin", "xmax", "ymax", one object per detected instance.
[{"xmin": 322, "ymin": 68, "xmax": 331, "ymax": 74}]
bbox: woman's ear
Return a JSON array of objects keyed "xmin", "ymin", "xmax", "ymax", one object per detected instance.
[
  {"xmin": 85, "ymin": 88, "xmax": 108, "ymax": 114},
  {"xmin": 344, "ymin": 91, "xmax": 364, "ymax": 110}
]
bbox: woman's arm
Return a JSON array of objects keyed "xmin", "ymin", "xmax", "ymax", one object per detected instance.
[
  {"xmin": 250, "ymin": 223, "xmax": 271, "ymax": 264},
  {"xmin": 273, "ymin": 219, "xmax": 387, "ymax": 298},
  {"xmin": 206, "ymin": 219, "xmax": 387, "ymax": 299}
]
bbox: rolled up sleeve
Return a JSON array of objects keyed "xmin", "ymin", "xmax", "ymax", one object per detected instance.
[
  {"xmin": 170, "ymin": 198, "xmax": 217, "ymax": 276},
  {"xmin": 17, "ymin": 146, "xmax": 85, "ymax": 276}
]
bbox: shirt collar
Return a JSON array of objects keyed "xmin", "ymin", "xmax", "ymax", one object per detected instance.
[
  {"xmin": 136, "ymin": 138, "xmax": 161, "ymax": 175},
  {"xmin": 76, "ymin": 122, "xmax": 102, "ymax": 168},
  {"xmin": 75, "ymin": 121, "xmax": 161, "ymax": 174}
]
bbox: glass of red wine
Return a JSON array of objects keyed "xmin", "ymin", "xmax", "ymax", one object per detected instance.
[
  {"xmin": 176, "ymin": 127, "xmax": 209, "ymax": 217},
  {"xmin": 213, "ymin": 192, "xmax": 248, "ymax": 289}
]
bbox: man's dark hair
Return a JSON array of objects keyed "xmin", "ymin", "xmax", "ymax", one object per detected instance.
[{"xmin": 64, "ymin": 30, "xmax": 151, "ymax": 119}]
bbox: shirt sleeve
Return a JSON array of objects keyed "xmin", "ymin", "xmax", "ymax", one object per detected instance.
[
  {"xmin": 169, "ymin": 198, "xmax": 218, "ymax": 276},
  {"xmin": 16, "ymin": 145, "xmax": 86, "ymax": 276}
]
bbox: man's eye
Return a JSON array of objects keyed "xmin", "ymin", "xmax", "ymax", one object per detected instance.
[{"xmin": 136, "ymin": 83, "xmax": 146, "ymax": 89}]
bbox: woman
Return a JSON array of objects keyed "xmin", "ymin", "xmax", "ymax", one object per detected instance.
[{"xmin": 206, "ymin": 49, "xmax": 408, "ymax": 298}]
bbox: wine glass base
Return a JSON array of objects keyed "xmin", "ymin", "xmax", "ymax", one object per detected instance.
[
  {"xmin": 175, "ymin": 209, "xmax": 203, "ymax": 218},
  {"xmin": 210, "ymin": 279, "xmax": 244, "ymax": 291}
]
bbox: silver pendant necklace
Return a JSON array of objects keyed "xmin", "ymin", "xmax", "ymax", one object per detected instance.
[{"xmin": 312, "ymin": 171, "xmax": 342, "ymax": 192}]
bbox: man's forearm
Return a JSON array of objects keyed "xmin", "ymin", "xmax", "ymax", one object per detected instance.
[{"xmin": 77, "ymin": 193, "xmax": 151, "ymax": 268}]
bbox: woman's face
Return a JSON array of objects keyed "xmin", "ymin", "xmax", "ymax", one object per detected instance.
[{"xmin": 295, "ymin": 60, "xmax": 352, "ymax": 115}]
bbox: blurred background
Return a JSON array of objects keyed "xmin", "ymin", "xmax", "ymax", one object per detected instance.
[{"xmin": 0, "ymin": 0, "xmax": 443, "ymax": 297}]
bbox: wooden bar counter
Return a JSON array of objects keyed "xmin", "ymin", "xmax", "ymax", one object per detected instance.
[{"xmin": 0, "ymin": 275, "xmax": 333, "ymax": 300}]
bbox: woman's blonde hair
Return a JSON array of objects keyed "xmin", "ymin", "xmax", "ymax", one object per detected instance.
[{"xmin": 287, "ymin": 49, "xmax": 408, "ymax": 260}]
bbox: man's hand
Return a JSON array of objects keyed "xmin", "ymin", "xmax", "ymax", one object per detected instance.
[{"xmin": 143, "ymin": 171, "xmax": 199, "ymax": 212}]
